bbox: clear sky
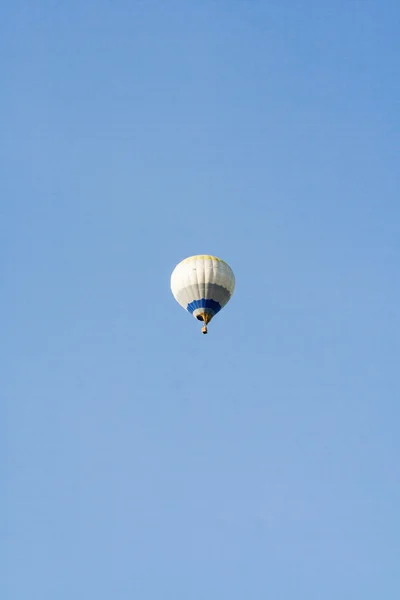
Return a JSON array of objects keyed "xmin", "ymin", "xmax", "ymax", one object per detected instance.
[{"xmin": 2, "ymin": 1, "xmax": 400, "ymax": 598}]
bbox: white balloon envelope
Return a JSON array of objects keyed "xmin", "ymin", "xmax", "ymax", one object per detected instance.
[{"xmin": 171, "ymin": 255, "xmax": 235, "ymax": 334}]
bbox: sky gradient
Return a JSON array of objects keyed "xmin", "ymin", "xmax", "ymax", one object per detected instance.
[{"xmin": 2, "ymin": 1, "xmax": 400, "ymax": 598}]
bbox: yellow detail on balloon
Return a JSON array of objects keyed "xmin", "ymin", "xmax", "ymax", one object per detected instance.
[{"xmin": 180, "ymin": 255, "xmax": 229, "ymax": 266}]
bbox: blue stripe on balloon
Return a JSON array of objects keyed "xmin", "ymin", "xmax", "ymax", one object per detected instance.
[{"xmin": 187, "ymin": 298, "xmax": 222, "ymax": 315}]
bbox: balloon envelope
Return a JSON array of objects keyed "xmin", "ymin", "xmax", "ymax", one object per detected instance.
[{"xmin": 171, "ymin": 255, "xmax": 235, "ymax": 325}]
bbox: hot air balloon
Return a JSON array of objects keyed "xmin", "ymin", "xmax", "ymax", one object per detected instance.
[{"xmin": 171, "ymin": 255, "xmax": 235, "ymax": 334}]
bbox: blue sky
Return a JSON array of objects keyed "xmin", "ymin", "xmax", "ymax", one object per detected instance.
[{"xmin": 2, "ymin": 1, "xmax": 400, "ymax": 598}]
